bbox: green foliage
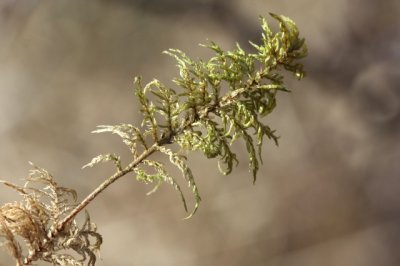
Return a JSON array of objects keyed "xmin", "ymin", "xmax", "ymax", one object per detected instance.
[
  {"xmin": 0, "ymin": 13, "xmax": 307, "ymax": 265},
  {"xmin": 91, "ymin": 13, "xmax": 307, "ymax": 217}
]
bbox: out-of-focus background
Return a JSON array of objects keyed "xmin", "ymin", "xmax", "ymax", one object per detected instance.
[{"xmin": 1, "ymin": 0, "xmax": 399, "ymax": 265}]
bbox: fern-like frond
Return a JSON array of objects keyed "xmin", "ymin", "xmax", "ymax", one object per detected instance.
[
  {"xmin": 158, "ymin": 146, "xmax": 201, "ymax": 219},
  {"xmin": 82, "ymin": 153, "xmax": 122, "ymax": 171}
]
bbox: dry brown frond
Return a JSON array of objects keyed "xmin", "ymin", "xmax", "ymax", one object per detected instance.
[{"xmin": 0, "ymin": 163, "xmax": 102, "ymax": 266}]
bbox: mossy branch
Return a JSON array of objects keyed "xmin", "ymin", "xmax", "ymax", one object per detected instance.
[{"xmin": 0, "ymin": 13, "xmax": 307, "ymax": 265}]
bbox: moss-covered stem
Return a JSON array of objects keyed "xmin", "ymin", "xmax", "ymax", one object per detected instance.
[
  {"xmin": 23, "ymin": 78, "xmax": 262, "ymax": 265},
  {"xmin": 55, "ymin": 76, "xmax": 256, "ymax": 233}
]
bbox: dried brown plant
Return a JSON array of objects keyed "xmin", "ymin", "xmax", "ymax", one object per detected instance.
[{"xmin": 0, "ymin": 163, "xmax": 102, "ymax": 266}]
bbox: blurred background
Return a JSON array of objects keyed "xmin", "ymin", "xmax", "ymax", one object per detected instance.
[{"xmin": 1, "ymin": 0, "xmax": 399, "ymax": 265}]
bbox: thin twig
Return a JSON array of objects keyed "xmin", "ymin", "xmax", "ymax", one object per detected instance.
[{"xmin": 56, "ymin": 145, "xmax": 159, "ymax": 232}]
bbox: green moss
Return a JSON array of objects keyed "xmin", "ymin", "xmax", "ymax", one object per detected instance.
[{"xmin": 90, "ymin": 13, "xmax": 307, "ymax": 217}]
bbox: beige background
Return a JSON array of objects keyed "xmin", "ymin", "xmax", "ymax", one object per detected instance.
[{"xmin": 1, "ymin": 0, "xmax": 400, "ymax": 265}]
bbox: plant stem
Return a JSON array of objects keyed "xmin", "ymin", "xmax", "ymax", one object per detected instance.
[
  {"xmin": 22, "ymin": 76, "xmax": 241, "ymax": 266},
  {"xmin": 56, "ymin": 79, "xmax": 254, "ymax": 233},
  {"xmin": 24, "ymin": 79, "xmax": 257, "ymax": 265},
  {"xmin": 56, "ymin": 143, "xmax": 159, "ymax": 232},
  {"xmin": 23, "ymin": 144, "xmax": 159, "ymax": 265}
]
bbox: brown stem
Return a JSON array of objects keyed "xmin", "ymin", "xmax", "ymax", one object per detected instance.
[
  {"xmin": 23, "ymin": 143, "xmax": 160, "ymax": 265},
  {"xmin": 56, "ymin": 143, "xmax": 159, "ymax": 232}
]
